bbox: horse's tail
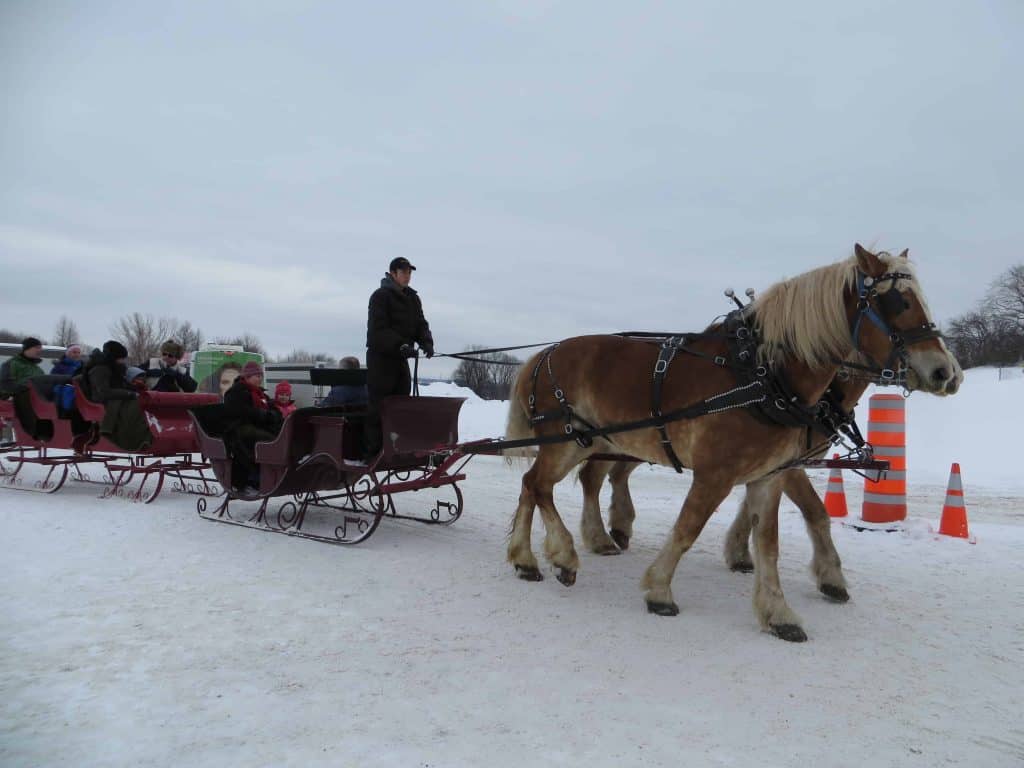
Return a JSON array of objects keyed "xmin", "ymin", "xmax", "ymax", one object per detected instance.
[{"xmin": 503, "ymin": 355, "xmax": 538, "ymax": 461}]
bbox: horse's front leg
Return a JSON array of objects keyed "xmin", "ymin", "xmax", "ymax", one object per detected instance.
[
  {"xmin": 782, "ymin": 470, "xmax": 849, "ymax": 602},
  {"xmin": 641, "ymin": 475, "xmax": 732, "ymax": 616},
  {"xmin": 578, "ymin": 460, "xmax": 620, "ymax": 555},
  {"xmin": 747, "ymin": 475, "xmax": 807, "ymax": 642}
]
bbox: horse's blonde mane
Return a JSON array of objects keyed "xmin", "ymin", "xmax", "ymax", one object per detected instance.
[{"xmin": 751, "ymin": 252, "xmax": 906, "ymax": 369}]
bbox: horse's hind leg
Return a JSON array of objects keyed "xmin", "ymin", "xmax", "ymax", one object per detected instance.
[
  {"xmin": 607, "ymin": 461, "xmax": 638, "ymax": 551},
  {"xmin": 508, "ymin": 465, "xmax": 543, "ymax": 581},
  {"xmin": 534, "ymin": 444, "xmax": 588, "ymax": 586},
  {"xmin": 510, "ymin": 445, "xmax": 585, "ymax": 584},
  {"xmin": 748, "ymin": 475, "xmax": 807, "ymax": 642},
  {"xmin": 782, "ymin": 470, "xmax": 849, "ymax": 603},
  {"xmin": 579, "ymin": 460, "xmax": 620, "ymax": 555},
  {"xmin": 641, "ymin": 475, "xmax": 732, "ymax": 616},
  {"xmin": 723, "ymin": 490, "xmax": 755, "ymax": 573}
]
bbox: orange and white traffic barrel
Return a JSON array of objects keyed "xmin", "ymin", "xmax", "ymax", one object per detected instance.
[{"xmin": 861, "ymin": 394, "xmax": 906, "ymax": 524}]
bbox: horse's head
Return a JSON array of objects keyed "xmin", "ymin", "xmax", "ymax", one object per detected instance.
[{"xmin": 852, "ymin": 243, "xmax": 961, "ymax": 396}]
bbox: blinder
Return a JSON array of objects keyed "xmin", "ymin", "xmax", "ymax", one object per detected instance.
[
  {"xmin": 852, "ymin": 269, "xmax": 942, "ymax": 380},
  {"xmin": 877, "ymin": 286, "xmax": 909, "ymax": 317}
]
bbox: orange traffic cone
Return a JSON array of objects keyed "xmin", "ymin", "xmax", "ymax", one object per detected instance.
[
  {"xmin": 938, "ymin": 463, "xmax": 970, "ymax": 539},
  {"xmin": 824, "ymin": 453, "xmax": 848, "ymax": 518}
]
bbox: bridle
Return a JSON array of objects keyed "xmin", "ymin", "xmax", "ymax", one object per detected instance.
[{"xmin": 844, "ymin": 268, "xmax": 943, "ymax": 385}]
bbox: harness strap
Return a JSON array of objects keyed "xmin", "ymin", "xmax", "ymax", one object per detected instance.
[
  {"xmin": 652, "ymin": 337, "xmax": 686, "ymax": 472},
  {"xmin": 470, "ymin": 381, "xmax": 768, "ymax": 454},
  {"xmin": 528, "ymin": 343, "xmax": 593, "ymax": 448}
]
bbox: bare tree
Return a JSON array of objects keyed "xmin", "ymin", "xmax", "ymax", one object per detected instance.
[
  {"xmin": 275, "ymin": 349, "xmax": 337, "ymax": 365},
  {"xmin": 452, "ymin": 346, "xmax": 522, "ymax": 399},
  {"xmin": 52, "ymin": 316, "xmax": 81, "ymax": 347},
  {"xmin": 173, "ymin": 321, "xmax": 204, "ymax": 354},
  {"xmin": 0, "ymin": 329, "xmax": 42, "ymax": 344},
  {"xmin": 109, "ymin": 313, "xmax": 176, "ymax": 363},
  {"xmin": 944, "ymin": 263, "xmax": 1024, "ymax": 367},
  {"xmin": 987, "ymin": 264, "xmax": 1024, "ymax": 334},
  {"xmin": 212, "ymin": 333, "xmax": 266, "ymax": 356}
]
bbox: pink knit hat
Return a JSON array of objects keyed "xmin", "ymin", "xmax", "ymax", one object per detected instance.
[{"xmin": 241, "ymin": 361, "xmax": 263, "ymax": 379}]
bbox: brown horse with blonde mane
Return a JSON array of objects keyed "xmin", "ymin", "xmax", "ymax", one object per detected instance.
[
  {"xmin": 504, "ymin": 245, "xmax": 961, "ymax": 641},
  {"xmin": 576, "ymin": 347, "xmax": 962, "ymax": 604}
]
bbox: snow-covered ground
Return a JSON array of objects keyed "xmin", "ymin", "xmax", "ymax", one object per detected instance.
[{"xmin": 2, "ymin": 368, "xmax": 1022, "ymax": 767}]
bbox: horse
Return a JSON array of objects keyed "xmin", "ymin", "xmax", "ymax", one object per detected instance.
[
  {"xmin": 504, "ymin": 245, "xmax": 960, "ymax": 641},
  {"xmin": 575, "ymin": 350, "xmax": 963, "ymax": 605}
]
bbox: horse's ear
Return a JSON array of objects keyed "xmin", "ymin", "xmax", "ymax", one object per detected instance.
[
  {"xmin": 854, "ymin": 243, "xmax": 886, "ymax": 277},
  {"xmin": 898, "ymin": 248, "xmax": 909, "ymax": 260}
]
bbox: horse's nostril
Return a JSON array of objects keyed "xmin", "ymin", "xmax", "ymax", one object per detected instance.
[{"xmin": 932, "ymin": 367, "xmax": 950, "ymax": 383}]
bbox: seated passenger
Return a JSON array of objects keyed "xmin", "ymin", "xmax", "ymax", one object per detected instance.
[
  {"xmin": 51, "ymin": 344, "xmax": 84, "ymax": 376},
  {"xmin": 148, "ymin": 340, "xmax": 198, "ymax": 393},
  {"xmin": 272, "ymin": 381, "xmax": 297, "ymax": 420},
  {"xmin": 0, "ymin": 337, "xmax": 45, "ymax": 396},
  {"xmin": 80, "ymin": 340, "xmax": 152, "ymax": 451},
  {"xmin": 223, "ymin": 361, "xmax": 282, "ymax": 494},
  {"xmin": 126, "ymin": 366, "xmax": 149, "ymax": 394},
  {"xmin": 320, "ymin": 356, "xmax": 368, "ymax": 407},
  {"xmin": 52, "ymin": 345, "xmax": 85, "ymax": 412}
]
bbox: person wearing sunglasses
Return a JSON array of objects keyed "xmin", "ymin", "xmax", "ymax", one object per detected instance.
[{"xmin": 149, "ymin": 340, "xmax": 198, "ymax": 393}]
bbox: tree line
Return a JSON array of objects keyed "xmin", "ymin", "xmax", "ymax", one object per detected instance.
[
  {"xmin": 944, "ymin": 264, "xmax": 1024, "ymax": 369},
  {"xmin": 452, "ymin": 347, "xmax": 522, "ymax": 400},
  {"xmin": 0, "ymin": 313, "xmax": 338, "ymax": 365}
]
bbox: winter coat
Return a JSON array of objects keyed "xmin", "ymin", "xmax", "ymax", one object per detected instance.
[
  {"xmin": 82, "ymin": 357, "xmax": 135, "ymax": 403},
  {"xmin": 50, "ymin": 356, "xmax": 84, "ymax": 377},
  {"xmin": 223, "ymin": 378, "xmax": 282, "ymax": 433},
  {"xmin": 78, "ymin": 352, "xmax": 150, "ymax": 450},
  {"xmin": 1, "ymin": 354, "xmax": 44, "ymax": 394},
  {"xmin": 148, "ymin": 362, "xmax": 198, "ymax": 393},
  {"xmin": 273, "ymin": 400, "xmax": 298, "ymax": 420},
  {"xmin": 366, "ymin": 275, "xmax": 434, "ymax": 357},
  {"xmin": 321, "ymin": 384, "xmax": 368, "ymax": 407}
]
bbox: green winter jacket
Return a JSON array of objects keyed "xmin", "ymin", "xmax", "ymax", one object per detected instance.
[{"xmin": 0, "ymin": 354, "xmax": 44, "ymax": 395}]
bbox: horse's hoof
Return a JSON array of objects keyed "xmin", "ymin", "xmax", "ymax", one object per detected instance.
[
  {"xmin": 820, "ymin": 584, "xmax": 850, "ymax": 603},
  {"xmin": 770, "ymin": 623, "xmax": 808, "ymax": 643},
  {"xmin": 556, "ymin": 567, "xmax": 576, "ymax": 587},
  {"xmin": 646, "ymin": 600, "xmax": 680, "ymax": 616},
  {"xmin": 729, "ymin": 561, "xmax": 755, "ymax": 573},
  {"xmin": 595, "ymin": 544, "xmax": 622, "ymax": 556},
  {"xmin": 515, "ymin": 565, "xmax": 544, "ymax": 582},
  {"xmin": 610, "ymin": 529, "xmax": 630, "ymax": 551}
]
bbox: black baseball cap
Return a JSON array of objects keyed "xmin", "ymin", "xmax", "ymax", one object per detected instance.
[{"xmin": 389, "ymin": 257, "xmax": 416, "ymax": 272}]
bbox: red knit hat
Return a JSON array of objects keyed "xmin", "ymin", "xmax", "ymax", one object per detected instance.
[
  {"xmin": 241, "ymin": 361, "xmax": 263, "ymax": 379},
  {"xmin": 275, "ymin": 381, "xmax": 292, "ymax": 397}
]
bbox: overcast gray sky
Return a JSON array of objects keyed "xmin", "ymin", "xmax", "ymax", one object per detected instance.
[{"xmin": 2, "ymin": 0, "xmax": 1021, "ymax": 375}]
